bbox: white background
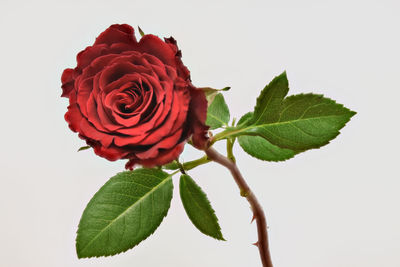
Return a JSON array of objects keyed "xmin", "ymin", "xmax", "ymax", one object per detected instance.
[{"xmin": 0, "ymin": 0, "xmax": 399, "ymax": 266}]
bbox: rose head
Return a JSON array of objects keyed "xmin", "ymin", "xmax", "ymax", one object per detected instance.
[{"xmin": 61, "ymin": 24, "xmax": 208, "ymax": 169}]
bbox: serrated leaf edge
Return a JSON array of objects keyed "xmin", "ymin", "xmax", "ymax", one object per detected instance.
[
  {"xmin": 221, "ymin": 93, "xmax": 356, "ymax": 152},
  {"xmin": 76, "ymin": 171, "xmax": 174, "ymax": 258},
  {"xmin": 238, "ymin": 136, "xmax": 296, "ymax": 162},
  {"xmin": 180, "ymin": 174, "xmax": 225, "ymax": 241},
  {"xmin": 251, "ymin": 71, "xmax": 288, "ymax": 125},
  {"xmin": 206, "ymin": 93, "xmax": 230, "ymax": 130}
]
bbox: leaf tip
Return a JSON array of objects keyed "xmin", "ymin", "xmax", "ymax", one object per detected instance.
[
  {"xmin": 138, "ymin": 26, "xmax": 145, "ymax": 37},
  {"xmin": 77, "ymin": 145, "xmax": 90, "ymax": 152},
  {"xmin": 75, "ymin": 246, "xmax": 87, "ymax": 259},
  {"xmin": 217, "ymin": 234, "xmax": 226, "ymax": 241}
]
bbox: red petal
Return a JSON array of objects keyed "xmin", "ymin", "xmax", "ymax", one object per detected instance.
[
  {"xmin": 98, "ymin": 62, "xmax": 140, "ymax": 91},
  {"xmin": 187, "ymin": 87, "xmax": 209, "ymax": 149},
  {"xmin": 94, "ymin": 24, "xmax": 137, "ymax": 46},
  {"xmin": 134, "ymin": 142, "xmax": 185, "ymax": 168},
  {"xmin": 136, "ymin": 88, "xmax": 188, "ymax": 145},
  {"xmin": 76, "ymin": 44, "xmax": 109, "ymax": 70},
  {"xmin": 79, "ymin": 119, "xmax": 113, "ymax": 148},
  {"xmin": 64, "ymin": 103, "xmax": 83, "ymax": 133},
  {"xmin": 114, "ymin": 75, "xmax": 173, "ymax": 136},
  {"xmin": 76, "ymin": 77, "xmax": 93, "ymax": 118},
  {"xmin": 164, "ymin": 37, "xmax": 190, "ymax": 81},
  {"xmin": 96, "ymin": 92, "xmax": 123, "ymax": 131},
  {"xmin": 61, "ymin": 68, "xmax": 75, "ymax": 97},
  {"xmin": 169, "ymin": 90, "xmax": 190, "ymax": 134},
  {"xmin": 138, "ymin": 34, "xmax": 176, "ymax": 68},
  {"xmin": 92, "ymin": 142, "xmax": 128, "ymax": 161},
  {"xmin": 78, "ymin": 54, "xmax": 120, "ymax": 83},
  {"xmin": 114, "ymin": 102, "xmax": 164, "ymax": 136},
  {"xmin": 103, "ymin": 83, "xmax": 145, "ymax": 127},
  {"xmin": 135, "ymin": 129, "xmax": 183, "ymax": 160}
]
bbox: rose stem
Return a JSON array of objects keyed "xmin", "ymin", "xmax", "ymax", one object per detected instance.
[{"xmin": 204, "ymin": 147, "xmax": 273, "ymax": 267}]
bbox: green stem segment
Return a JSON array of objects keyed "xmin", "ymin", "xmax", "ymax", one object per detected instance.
[
  {"xmin": 183, "ymin": 156, "xmax": 210, "ymax": 170},
  {"xmin": 210, "ymin": 127, "xmax": 239, "ymax": 146},
  {"xmin": 226, "ymin": 138, "xmax": 236, "ymax": 163},
  {"xmin": 163, "ymin": 156, "xmax": 211, "ymax": 171},
  {"xmin": 204, "ymin": 147, "xmax": 273, "ymax": 267}
]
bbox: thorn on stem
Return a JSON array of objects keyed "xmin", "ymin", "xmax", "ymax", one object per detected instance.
[{"xmin": 251, "ymin": 213, "xmax": 256, "ymax": 223}]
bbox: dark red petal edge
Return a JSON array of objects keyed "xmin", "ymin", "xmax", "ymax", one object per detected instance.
[
  {"xmin": 187, "ymin": 86, "xmax": 209, "ymax": 149},
  {"xmin": 61, "ymin": 68, "xmax": 75, "ymax": 97},
  {"xmin": 164, "ymin": 37, "xmax": 191, "ymax": 81},
  {"xmin": 94, "ymin": 24, "xmax": 137, "ymax": 46},
  {"xmin": 125, "ymin": 142, "xmax": 185, "ymax": 170}
]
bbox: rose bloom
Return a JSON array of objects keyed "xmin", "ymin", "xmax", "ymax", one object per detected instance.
[{"xmin": 61, "ymin": 24, "xmax": 208, "ymax": 169}]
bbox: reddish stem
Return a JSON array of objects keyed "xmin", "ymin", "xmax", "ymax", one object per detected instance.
[{"xmin": 204, "ymin": 147, "xmax": 273, "ymax": 267}]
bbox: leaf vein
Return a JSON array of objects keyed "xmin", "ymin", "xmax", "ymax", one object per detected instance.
[
  {"xmin": 208, "ymin": 113, "xmax": 227, "ymax": 125},
  {"xmin": 79, "ymin": 176, "xmax": 171, "ymax": 254}
]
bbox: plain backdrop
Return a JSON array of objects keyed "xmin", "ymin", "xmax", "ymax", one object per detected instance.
[{"xmin": 0, "ymin": 0, "xmax": 399, "ymax": 266}]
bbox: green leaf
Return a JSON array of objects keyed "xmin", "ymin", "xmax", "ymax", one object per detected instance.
[
  {"xmin": 237, "ymin": 112, "xmax": 253, "ymax": 126},
  {"xmin": 179, "ymin": 174, "xmax": 224, "ymax": 240},
  {"xmin": 162, "ymin": 160, "xmax": 179, "ymax": 170},
  {"xmin": 76, "ymin": 169, "xmax": 174, "ymax": 258},
  {"xmin": 228, "ymin": 94, "xmax": 356, "ymax": 152},
  {"xmin": 78, "ymin": 145, "xmax": 90, "ymax": 152},
  {"xmin": 237, "ymin": 112, "xmax": 296, "ymax": 161},
  {"xmin": 202, "ymin": 86, "xmax": 231, "ymax": 104},
  {"xmin": 215, "ymin": 73, "xmax": 356, "ymax": 154},
  {"xmin": 249, "ymin": 72, "xmax": 289, "ymax": 125},
  {"xmin": 206, "ymin": 93, "xmax": 230, "ymax": 129},
  {"xmin": 238, "ymin": 135, "xmax": 295, "ymax": 161},
  {"xmin": 251, "ymin": 94, "xmax": 355, "ymax": 151}
]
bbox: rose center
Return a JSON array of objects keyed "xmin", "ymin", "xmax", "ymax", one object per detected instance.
[{"xmin": 117, "ymin": 87, "xmax": 142, "ymax": 114}]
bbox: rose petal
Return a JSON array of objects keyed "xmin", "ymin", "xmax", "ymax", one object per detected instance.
[
  {"xmin": 61, "ymin": 68, "xmax": 75, "ymax": 97},
  {"xmin": 135, "ymin": 129, "xmax": 183, "ymax": 159},
  {"xmin": 85, "ymin": 91, "xmax": 113, "ymax": 132},
  {"xmin": 92, "ymin": 142, "xmax": 129, "ymax": 161},
  {"xmin": 140, "ymin": 142, "xmax": 185, "ymax": 167},
  {"xmin": 65, "ymin": 103, "xmax": 83, "ymax": 133},
  {"xmin": 96, "ymin": 92, "xmax": 124, "ymax": 131},
  {"xmin": 125, "ymin": 141, "xmax": 185, "ymax": 168},
  {"xmin": 109, "ymin": 43, "xmax": 136, "ymax": 54},
  {"xmin": 139, "ymin": 34, "xmax": 177, "ymax": 68},
  {"xmin": 99, "ymin": 62, "xmax": 141, "ymax": 91},
  {"xmin": 115, "ymin": 101, "xmax": 164, "ymax": 136},
  {"xmin": 187, "ymin": 86, "xmax": 209, "ymax": 149},
  {"xmin": 94, "ymin": 24, "xmax": 137, "ymax": 46},
  {"xmin": 79, "ymin": 54, "xmax": 120, "ymax": 83},
  {"xmin": 164, "ymin": 37, "xmax": 190, "ymax": 80},
  {"xmin": 164, "ymin": 65, "xmax": 178, "ymax": 81},
  {"xmin": 76, "ymin": 77, "xmax": 93, "ymax": 117},
  {"xmin": 134, "ymin": 88, "xmax": 189, "ymax": 145},
  {"xmin": 76, "ymin": 44, "xmax": 109, "ymax": 70},
  {"xmin": 80, "ymin": 119, "xmax": 113, "ymax": 148}
]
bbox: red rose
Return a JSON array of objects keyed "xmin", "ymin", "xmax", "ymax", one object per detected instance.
[{"xmin": 61, "ymin": 24, "xmax": 208, "ymax": 169}]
